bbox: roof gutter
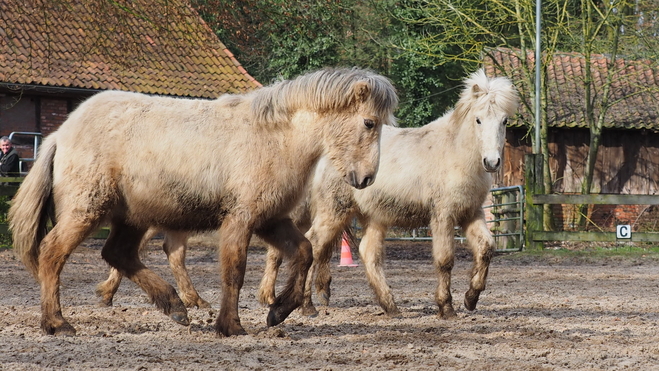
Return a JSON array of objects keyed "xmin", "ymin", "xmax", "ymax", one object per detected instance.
[{"xmin": 0, "ymin": 82, "xmax": 102, "ymax": 97}]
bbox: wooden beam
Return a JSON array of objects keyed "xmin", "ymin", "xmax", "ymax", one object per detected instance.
[
  {"xmin": 533, "ymin": 231, "xmax": 659, "ymax": 242},
  {"xmin": 533, "ymin": 194, "xmax": 659, "ymax": 205},
  {"xmin": 0, "ymin": 177, "xmax": 24, "ymax": 183}
]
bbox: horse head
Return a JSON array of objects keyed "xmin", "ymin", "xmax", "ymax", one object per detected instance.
[
  {"xmin": 319, "ymin": 70, "xmax": 398, "ymax": 189},
  {"xmin": 461, "ymin": 69, "xmax": 519, "ymax": 173}
]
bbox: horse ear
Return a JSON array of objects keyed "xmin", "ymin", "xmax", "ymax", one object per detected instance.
[
  {"xmin": 471, "ymin": 83, "xmax": 485, "ymax": 98},
  {"xmin": 353, "ymin": 81, "xmax": 371, "ymax": 103}
]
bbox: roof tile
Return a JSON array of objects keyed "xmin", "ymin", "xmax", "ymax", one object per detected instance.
[
  {"xmin": 487, "ymin": 48, "xmax": 659, "ymax": 131},
  {"xmin": 0, "ymin": 0, "xmax": 260, "ymax": 97}
]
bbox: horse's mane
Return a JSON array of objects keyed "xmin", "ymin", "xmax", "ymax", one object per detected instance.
[
  {"xmin": 250, "ymin": 68, "xmax": 399, "ymax": 127},
  {"xmin": 450, "ymin": 69, "xmax": 518, "ymax": 126}
]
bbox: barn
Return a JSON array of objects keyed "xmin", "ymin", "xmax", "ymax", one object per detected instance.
[
  {"xmin": 487, "ymin": 48, "xmax": 659, "ymax": 230},
  {"xmin": 0, "ymin": 0, "xmax": 260, "ymax": 172}
]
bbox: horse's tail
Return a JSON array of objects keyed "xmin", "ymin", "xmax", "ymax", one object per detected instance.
[
  {"xmin": 8, "ymin": 134, "xmax": 58, "ymax": 279},
  {"xmin": 340, "ymin": 224, "xmax": 359, "ymax": 252}
]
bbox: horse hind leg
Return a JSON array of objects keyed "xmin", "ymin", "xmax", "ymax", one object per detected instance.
[
  {"xmin": 162, "ymin": 231, "xmax": 211, "ymax": 308},
  {"xmin": 95, "ymin": 267, "xmax": 123, "ymax": 307},
  {"xmin": 38, "ymin": 219, "xmax": 99, "ymax": 335},
  {"xmin": 257, "ymin": 201, "xmax": 311, "ymax": 308},
  {"xmin": 95, "ymin": 227, "xmax": 159, "ymax": 307},
  {"xmin": 256, "ymin": 218, "xmax": 313, "ymax": 328},
  {"xmin": 101, "ymin": 222, "xmax": 189, "ymax": 326},
  {"xmin": 461, "ymin": 216, "xmax": 495, "ymax": 311}
]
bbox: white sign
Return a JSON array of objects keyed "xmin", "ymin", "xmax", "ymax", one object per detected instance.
[{"xmin": 616, "ymin": 225, "xmax": 632, "ymax": 239}]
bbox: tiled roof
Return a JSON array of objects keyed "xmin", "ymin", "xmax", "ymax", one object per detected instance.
[
  {"xmin": 0, "ymin": 0, "xmax": 260, "ymax": 98},
  {"xmin": 485, "ymin": 48, "xmax": 659, "ymax": 131}
]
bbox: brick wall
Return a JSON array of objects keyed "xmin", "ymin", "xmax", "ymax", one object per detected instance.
[{"xmin": 40, "ymin": 98, "xmax": 69, "ymax": 137}]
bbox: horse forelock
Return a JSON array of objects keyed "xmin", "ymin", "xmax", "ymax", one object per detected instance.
[
  {"xmin": 250, "ymin": 68, "xmax": 398, "ymax": 127},
  {"xmin": 450, "ymin": 69, "xmax": 518, "ymax": 126}
]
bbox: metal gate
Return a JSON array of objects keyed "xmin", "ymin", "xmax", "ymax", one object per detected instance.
[{"xmin": 351, "ymin": 185, "xmax": 525, "ymax": 252}]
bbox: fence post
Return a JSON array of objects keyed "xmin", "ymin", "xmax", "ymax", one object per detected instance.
[{"xmin": 524, "ymin": 154, "xmax": 544, "ymax": 250}]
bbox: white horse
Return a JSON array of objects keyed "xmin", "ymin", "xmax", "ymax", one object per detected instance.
[
  {"xmin": 259, "ymin": 69, "xmax": 519, "ymax": 318},
  {"xmin": 9, "ymin": 67, "xmax": 398, "ymax": 337}
]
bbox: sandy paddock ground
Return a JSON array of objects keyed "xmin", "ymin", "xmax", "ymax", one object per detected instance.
[{"xmin": 1, "ymin": 236, "xmax": 659, "ymax": 370}]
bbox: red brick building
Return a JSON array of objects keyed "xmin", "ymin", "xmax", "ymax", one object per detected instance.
[
  {"xmin": 0, "ymin": 0, "xmax": 260, "ymax": 169},
  {"xmin": 486, "ymin": 48, "xmax": 659, "ymax": 230}
]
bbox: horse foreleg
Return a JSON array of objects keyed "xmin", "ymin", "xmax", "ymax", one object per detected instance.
[
  {"xmin": 303, "ymin": 207, "xmax": 353, "ymax": 314},
  {"xmin": 163, "ymin": 231, "xmax": 211, "ymax": 309},
  {"xmin": 359, "ymin": 224, "xmax": 400, "ymax": 316},
  {"xmin": 461, "ymin": 214, "xmax": 495, "ymax": 311},
  {"xmin": 257, "ymin": 247, "xmax": 283, "ymax": 306},
  {"xmin": 430, "ymin": 217, "xmax": 457, "ymax": 319},
  {"xmin": 215, "ymin": 216, "xmax": 253, "ymax": 337},
  {"xmin": 101, "ymin": 223, "xmax": 189, "ymax": 326},
  {"xmin": 256, "ymin": 218, "xmax": 312, "ymax": 327},
  {"xmin": 312, "ymin": 234, "xmax": 335, "ymax": 307},
  {"xmin": 38, "ymin": 221, "xmax": 96, "ymax": 336}
]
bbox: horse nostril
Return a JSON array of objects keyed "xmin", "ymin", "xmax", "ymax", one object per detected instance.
[
  {"xmin": 347, "ymin": 172, "xmax": 374, "ymax": 189},
  {"xmin": 360, "ymin": 176, "xmax": 373, "ymax": 189},
  {"xmin": 483, "ymin": 157, "xmax": 501, "ymax": 172}
]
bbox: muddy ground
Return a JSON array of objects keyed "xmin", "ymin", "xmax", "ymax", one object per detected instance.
[{"xmin": 1, "ymin": 235, "xmax": 659, "ymax": 370}]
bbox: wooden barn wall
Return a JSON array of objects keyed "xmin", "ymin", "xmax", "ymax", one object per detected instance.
[{"xmin": 495, "ymin": 127, "xmax": 659, "ymax": 195}]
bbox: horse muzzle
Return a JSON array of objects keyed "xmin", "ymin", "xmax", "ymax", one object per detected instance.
[
  {"xmin": 483, "ymin": 157, "xmax": 501, "ymax": 173},
  {"xmin": 346, "ymin": 170, "xmax": 374, "ymax": 189}
]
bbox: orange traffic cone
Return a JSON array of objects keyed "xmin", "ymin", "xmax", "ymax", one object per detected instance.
[{"xmin": 338, "ymin": 234, "xmax": 358, "ymax": 267}]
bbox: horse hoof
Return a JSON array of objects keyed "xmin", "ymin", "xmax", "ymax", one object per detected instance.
[
  {"xmin": 196, "ymin": 300, "xmax": 212, "ymax": 309},
  {"xmin": 216, "ymin": 322, "xmax": 248, "ymax": 337},
  {"xmin": 43, "ymin": 322, "xmax": 77, "ymax": 336},
  {"xmin": 299, "ymin": 305, "xmax": 319, "ymax": 317},
  {"xmin": 97, "ymin": 299, "xmax": 113, "ymax": 308},
  {"xmin": 464, "ymin": 289, "xmax": 480, "ymax": 311},
  {"xmin": 438, "ymin": 304, "xmax": 457, "ymax": 319},
  {"xmin": 259, "ymin": 296, "xmax": 276, "ymax": 307},
  {"xmin": 318, "ymin": 291, "xmax": 330, "ymax": 306},
  {"xmin": 267, "ymin": 305, "xmax": 296, "ymax": 327},
  {"xmin": 385, "ymin": 308, "xmax": 402, "ymax": 318},
  {"xmin": 267, "ymin": 309, "xmax": 283, "ymax": 327},
  {"xmin": 184, "ymin": 298, "xmax": 211, "ymax": 309},
  {"xmin": 170, "ymin": 311, "xmax": 190, "ymax": 326}
]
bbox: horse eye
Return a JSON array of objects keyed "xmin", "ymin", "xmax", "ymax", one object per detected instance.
[
  {"xmin": 364, "ymin": 119, "xmax": 375, "ymax": 129},
  {"xmin": 476, "ymin": 118, "xmax": 482, "ymax": 125},
  {"xmin": 502, "ymin": 118, "xmax": 508, "ymax": 126}
]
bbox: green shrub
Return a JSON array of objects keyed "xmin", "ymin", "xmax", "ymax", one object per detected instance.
[{"xmin": 0, "ymin": 195, "xmax": 11, "ymax": 249}]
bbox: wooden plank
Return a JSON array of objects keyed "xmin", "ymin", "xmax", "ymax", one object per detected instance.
[
  {"xmin": 533, "ymin": 194, "xmax": 659, "ymax": 205},
  {"xmin": 533, "ymin": 231, "xmax": 659, "ymax": 242},
  {"xmin": 525, "ymin": 154, "xmax": 544, "ymax": 250},
  {"xmin": 0, "ymin": 177, "xmax": 24, "ymax": 183}
]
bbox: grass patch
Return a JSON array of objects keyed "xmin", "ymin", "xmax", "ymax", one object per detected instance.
[{"xmin": 497, "ymin": 244, "xmax": 659, "ymax": 266}]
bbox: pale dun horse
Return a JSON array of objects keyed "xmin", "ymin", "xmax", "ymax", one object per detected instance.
[
  {"xmin": 8, "ymin": 67, "xmax": 398, "ymax": 337},
  {"xmin": 259, "ymin": 69, "xmax": 519, "ymax": 318}
]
